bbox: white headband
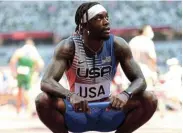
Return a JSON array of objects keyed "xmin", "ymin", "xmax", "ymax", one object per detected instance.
[{"xmin": 81, "ymin": 4, "xmax": 107, "ymax": 23}]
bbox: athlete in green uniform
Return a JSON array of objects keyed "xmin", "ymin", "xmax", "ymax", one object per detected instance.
[
  {"xmin": 16, "ymin": 56, "xmax": 35, "ymax": 90},
  {"xmin": 10, "ymin": 38, "xmax": 44, "ymax": 114}
]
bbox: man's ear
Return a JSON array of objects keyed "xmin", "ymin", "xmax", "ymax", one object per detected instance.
[
  {"xmin": 82, "ymin": 23, "xmax": 89, "ymax": 31},
  {"xmin": 81, "ymin": 23, "xmax": 91, "ymax": 35}
]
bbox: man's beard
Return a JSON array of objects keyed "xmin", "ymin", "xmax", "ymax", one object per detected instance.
[
  {"xmin": 99, "ymin": 34, "xmax": 110, "ymax": 40},
  {"xmin": 93, "ymin": 35, "xmax": 109, "ymax": 41},
  {"xmin": 89, "ymin": 31, "xmax": 110, "ymax": 41}
]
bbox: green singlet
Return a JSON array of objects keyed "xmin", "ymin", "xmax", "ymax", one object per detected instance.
[{"xmin": 16, "ymin": 56, "xmax": 35, "ymax": 90}]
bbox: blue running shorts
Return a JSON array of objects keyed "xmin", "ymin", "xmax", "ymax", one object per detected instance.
[{"xmin": 63, "ymin": 99, "xmax": 126, "ymax": 132}]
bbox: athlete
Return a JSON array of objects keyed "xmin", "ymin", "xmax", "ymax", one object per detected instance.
[
  {"xmin": 35, "ymin": 2, "xmax": 157, "ymax": 133},
  {"xmin": 129, "ymin": 25, "xmax": 158, "ymax": 90},
  {"xmin": 10, "ymin": 38, "xmax": 44, "ymax": 114}
]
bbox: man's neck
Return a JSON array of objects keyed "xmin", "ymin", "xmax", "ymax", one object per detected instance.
[{"xmin": 83, "ymin": 34, "xmax": 104, "ymax": 52}]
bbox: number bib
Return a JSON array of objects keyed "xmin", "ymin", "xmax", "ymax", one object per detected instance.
[
  {"xmin": 75, "ymin": 81, "xmax": 110, "ymax": 101},
  {"xmin": 17, "ymin": 66, "xmax": 30, "ymax": 75}
]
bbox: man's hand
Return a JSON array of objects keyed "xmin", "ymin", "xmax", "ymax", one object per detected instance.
[
  {"xmin": 109, "ymin": 92, "xmax": 129, "ymax": 110},
  {"xmin": 69, "ymin": 93, "xmax": 90, "ymax": 113}
]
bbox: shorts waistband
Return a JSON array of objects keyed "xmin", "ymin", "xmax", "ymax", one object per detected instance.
[{"xmin": 88, "ymin": 97, "xmax": 109, "ymax": 103}]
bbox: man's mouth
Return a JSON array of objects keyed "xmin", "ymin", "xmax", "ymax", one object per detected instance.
[{"xmin": 103, "ymin": 27, "xmax": 110, "ymax": 33}]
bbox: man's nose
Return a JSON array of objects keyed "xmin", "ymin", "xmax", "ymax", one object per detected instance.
[{"xmin": 103, "ymin": 17, "xmax": 109, "ymax": 26}]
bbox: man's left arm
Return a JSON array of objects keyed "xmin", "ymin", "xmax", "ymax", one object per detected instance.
[{"xmin": 114, "ymin": 36, "xmax": 147, "ymax": 97}]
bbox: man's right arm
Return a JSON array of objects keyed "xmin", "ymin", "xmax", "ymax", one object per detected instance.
[
  {"xmin": 41, "ymin": 37, "xmax": 74, "ymax": 98},
  {"xmin": 9, "ymin": 50, "xmax": 20, "ymax": 78}
]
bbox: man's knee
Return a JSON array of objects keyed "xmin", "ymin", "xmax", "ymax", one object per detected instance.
[
  {"xmin": 142, "ymin": 91, "xmax": 158, "ymax": 111},
  {"xmin": 35, "ymin": 92, "xmax": 51, "ymax": 109}
]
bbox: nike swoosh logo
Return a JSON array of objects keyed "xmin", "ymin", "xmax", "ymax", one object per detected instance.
[{"xmin": 78, "ymin": 61, "xmax": 85, "ymax": 64}]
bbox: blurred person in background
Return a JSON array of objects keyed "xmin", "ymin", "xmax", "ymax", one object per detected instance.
[
  {"xmin": 9, "ymin": 38, "xmax": 44, "ymax": 116},
  {"xmin": 162, "ymin": 58, "xmax": 182, "ymax": 110},
  {"xmin": 155, "ymin": 58, "xmax": 182, "ymax": 117},
  {"xmin": 35, "ymin": 2, "xmax": 157, "ymax": 133},
  {"xmin": 0, "ymin": 71, "xmax": 5, "ymax": 94},
  {"xmin": 111, "ymin": 64, "xmax": 130, "ymax": 96},
  {"xmin": 129, "ymin": 25, "xmax": 158, "ymax": 90}
]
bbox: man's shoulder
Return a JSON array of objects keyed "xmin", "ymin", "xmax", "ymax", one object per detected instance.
[
  {"xmin": 130, "ymin": 35, "xmax": 153, "ymax": 45},
  {"xmin": 113, "ymin": 35, "xmax": 132, "ymax": 58},
  {"xmin": 56, "ymin": 36, "xmax": 74, "ymax": 49},
  {"xmin": 54, "ymin": 36, "xmax": 75, "ymax": 59},
  {"xmin": 56, "ymin": 36, "xmax": 75, "ymax": 51},
  {"xmin": 113, "ymin": 35, "xmax": 129, "ymax": 49}
]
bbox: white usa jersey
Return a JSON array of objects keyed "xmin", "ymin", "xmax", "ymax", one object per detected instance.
[{"xmin": 66, "ymin": 34, "xmax": 117, "ymax": 101}]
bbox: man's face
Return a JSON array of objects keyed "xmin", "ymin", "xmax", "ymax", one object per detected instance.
[{"xmin": 88, "ymin": 11, "xmax": 110, "ymax": 40}]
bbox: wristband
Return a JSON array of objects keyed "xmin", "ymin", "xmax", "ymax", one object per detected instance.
[
  {"xmin": 122, "ymin": 91, "xmax": 133, "ymax": 99},
  {"xmin": 66, "ymin": 92, "xmax": 74, "ymax": 101}
]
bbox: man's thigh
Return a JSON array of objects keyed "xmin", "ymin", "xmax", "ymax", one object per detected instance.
[{"xmin": 63, "ymin": 99, "xmax": 126, "ymax": 132}]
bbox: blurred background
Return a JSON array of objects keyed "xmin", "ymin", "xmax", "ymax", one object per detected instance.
[{"xmin": 0, "ymin": 1, "xmax": 182, "ymax": 133}]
